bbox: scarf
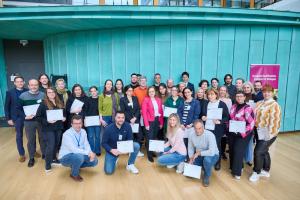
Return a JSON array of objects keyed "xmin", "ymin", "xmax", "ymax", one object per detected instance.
[{"xmin": 56, "ymin": 87, "xmax": 69, "ymax": 106}]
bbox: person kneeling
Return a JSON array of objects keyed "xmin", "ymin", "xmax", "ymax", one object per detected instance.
[
  {"xmin": 102, "ymin": 111, "xmax": 140, "ymax": 175},
  {"xmin": 58, "ymin": 115, "xmax": 98, "ymax": 182},
  {"xmin": 157, "ymin": 113, "xmax": 186, "ymax": 173},
  {"xmin": 188, "ymin": 120, "xmax": 219, "ymax": 187}
]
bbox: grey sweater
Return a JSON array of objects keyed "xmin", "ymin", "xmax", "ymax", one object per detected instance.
[{"xmin": 188, "ymin": 129, "xmax": 219, "ymax": 158}]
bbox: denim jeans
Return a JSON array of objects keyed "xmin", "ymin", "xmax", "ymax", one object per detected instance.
[
  {"xmin": 102, "ymin": 116, "xmax": 113, "ymax": 127},
  {"xmin": 86, "ymin": 126, "xmax": 101, "ymax": 154},
  {"xmin": 104, "ymin": 142, "xmax": 140, "ymax": 175},
  {"xmin": 244, "ymin": 135, "xmax": 254, "ymax": 163},
  {"xmin": 157, "ymin": 147, "xmax": 186, "ymax": 166},
  {"xmin": 60, "ymin": 153, "xmax": 98, "ymax": 176},
  {"xmin": 193, "ymin": 154, "xmax": 219, "ymax": 178}
]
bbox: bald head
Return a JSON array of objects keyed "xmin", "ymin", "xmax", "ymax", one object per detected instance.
[{"xmin": 28, "ymin": 79, "xmax": 39, "ymax": 93}]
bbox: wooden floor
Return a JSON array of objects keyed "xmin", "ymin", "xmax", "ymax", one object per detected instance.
[{"xmin": 0, "ymin": 128, "xmax": 299, "ymax": 200}]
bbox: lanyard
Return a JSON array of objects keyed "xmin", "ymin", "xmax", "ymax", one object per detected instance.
[{"xmin": 74, "ymin": 132, "xmax": 81, "ymax": 147}]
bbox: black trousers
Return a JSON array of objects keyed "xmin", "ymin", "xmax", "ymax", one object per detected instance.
[
  {"xmin": 44, "ymin": 130, "xmax": 62, "ymax": 168},
  {"xmin": 253, "ymin": 136, "xmax": 277, "ymax": 173},
  {"xmin": 145, "ymin": 117, "xmax": 159, "ymax": 159},
  {"xmin": 228, "ymin": 133, "xmax": 252, "ymax": 176}
]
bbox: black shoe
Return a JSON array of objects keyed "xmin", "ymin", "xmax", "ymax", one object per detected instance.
[
  {"xmin": 42, "ymin": 154, "xmax": 45, "ymax": 160},
  {"xmin": 148, "ymin": 157, "xmax": 154, "ymax": 163},
  {"xmin": 246, "ymin": 162, "xmax": 253, "ymax": 167},
  {"xmin": 96, "ymin": 153, "xmax": 101, "ymax": 157},
  {"xmin": 214, "ymin": 163, "xmax": 221, "ymax": 171},
  {"xmin": 51, "ymin": 159, "xmax": 62, "ymax": 167},
  {"xmin": 28, "ymin": 158, "xmax": 35, "ymax": 167}
]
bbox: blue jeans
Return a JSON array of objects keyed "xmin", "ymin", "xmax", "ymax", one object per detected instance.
[
  {"xmin": 193, "ymin": 154, "xmax": 219, "ymax": 178},
  {"xmin": 86, "ymin": 126, "xmax": 101, "ymax": 154},
  {"xmin": 60, "ymin": 153, "xmax": 98, "ymax": 176},
  {"xmin": 104, "ymin": 142, "xmax": 140, "ymax": 175},
  {"xmin": 244, "ymin": 135, "xmax": 254, "ymax": 163},
  {"xmin": 157, "ymin": 147, "xmax": 186, "ymax": 166},
  {"xmin": 102, "ymin": 116, "xmax": 113, "ymax": 127}
]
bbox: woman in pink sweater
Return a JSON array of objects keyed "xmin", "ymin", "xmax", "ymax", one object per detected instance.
[
  {"xmin": 142, "ymin": 86, "xmax": 164, "ymax": 162},
  {"xmin": 157, "ymin": 113, "xmax": 187, "ymax": 173}
]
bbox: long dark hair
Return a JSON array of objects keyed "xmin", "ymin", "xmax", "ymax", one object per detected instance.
[
  {"xmin": 71, "ymin": 84, "xmax": 86, "ymax": 97},
  {"xmin": 103, "ymin": 79, "xmax": 114, "ymax": 97},
  {"xmin": 38, "ymin": 73, "xmax": 51, "ymax": 88},
  {"xmin": 114, "ymin": 79, "xmax": 124, "ymax": 94}
]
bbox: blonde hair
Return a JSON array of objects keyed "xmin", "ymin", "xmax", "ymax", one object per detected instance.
[
  {"xmin": 219, "ymin": 86, "xmax": 229, "ymax": 98},
  {"xmin": 166, "ymin": 113, "xmax": 181, "ymax": 138},
  {"xmin": 243, "ymin": 81, "xmax": 255, "ymax": 94}
]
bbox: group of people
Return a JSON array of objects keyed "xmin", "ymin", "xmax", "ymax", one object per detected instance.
[{"xmin": 4, "ymin": 71, "xmax": 281, "ymax": 186}]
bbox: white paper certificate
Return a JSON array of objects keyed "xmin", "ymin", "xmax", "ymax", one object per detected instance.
[
  {"xmin": 229, "ymin": 120, "xmax": 246, "ymax": 133},
  {"xmin": 163, "ymin": 107, "xmax": 177, "ymax": 117},
  {"xmin": 183, "ymin": 163, "xmax": 202, "ymax": 179},
  {"xmin": 70, "ymin": 99, "xmax": 84, "ymax": 113},
  {"xmin": 46, "ymin": 109, "xmax": 64, "ymax": 121},
  {"xmin": 183, "ymin": 127, "xmax": 194, "ymax": 138},
  {"xmin": 23, "ymin": 104, "xmax": 40, "ymax": 116},
  {"xmin": 207, "ymin": 108, "xmax": 223, "ymax": 120},
  {"xmin": 84, "ymin": 116, "xmax": 100, "ymax": 127},
  {"xmin": 117, "ymin": 140, "xmax": 134, "ymax": 153},
  {"xmin": 205, "ymin": 120, "xmax": 215, "ymax": 131},
  {"xmin": 149, "ymin": 140, "xmax": 165, "ymax": 152},
  {"xmin": 131, "ymin": 123, "xmax": 139, "ymax": 133}
]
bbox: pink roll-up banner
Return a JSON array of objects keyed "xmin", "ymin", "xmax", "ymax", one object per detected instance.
[
  {"xmin": 250, "ymin": 64, "xmax": 280, "ymax": 97},
  {"xmin": 250, "ymin": 64, "xmax": 280, "ymax": 89}
]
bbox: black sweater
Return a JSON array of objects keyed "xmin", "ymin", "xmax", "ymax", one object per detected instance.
[
  {"xmin": 119, "ymin": 96, "xmax": 140, "ymax": 123},
  {"xmin": 86, "ymin": 97, "xmax": 99, "ymax": 116},
  {"xmin": 36, "ymin": 101, "xmax": 65, "ymax": 132}
]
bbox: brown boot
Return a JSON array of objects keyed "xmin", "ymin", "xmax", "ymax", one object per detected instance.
[
  {"xmin": 34, "ymin": 152, "xmax": 41, "ymax": 158},
  {"xmin": 19, "ymin": 156, "xmax": 26, "ymax": 162},
  {"xmin": 70, "ymin": 174, "xmax": 83, "ymax": 182}
]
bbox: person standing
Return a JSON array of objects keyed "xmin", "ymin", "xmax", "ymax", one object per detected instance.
[
  {"xmin": 5, "ymin": 76, "xmax": 28, "ymax": 162},
  {"xmin": 19, "ymin": 79, "xmax": 45, "ymax": 167},
  {"xmin": 224, "ymin": 74, "xmax": 236, "ymax": 100},
  {"xmin": 38, "ymin": 73, "xmax": 51, "ymax": 93}
]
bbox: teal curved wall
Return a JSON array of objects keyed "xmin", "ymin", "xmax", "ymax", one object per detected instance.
[{"xmin": 44, "ymin": 24, "xmax": 300, "ymax": 132}]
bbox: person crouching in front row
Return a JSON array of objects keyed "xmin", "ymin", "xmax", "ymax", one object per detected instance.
[
  {"xmin": 188, "ymin": 119, "xmax": 219, "ymax": 187},
  {"xmin": 58, "ymin": 115, "xmax": 98, "ymax": 182},
  {"xmin": 102, "ymin": 111, "xmax": 140, "ymax": 175}
]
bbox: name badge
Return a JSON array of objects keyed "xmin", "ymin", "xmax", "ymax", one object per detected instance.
[
  {"xmin": 37, "ymin": 99, "xmax": 42, "ymax": 103},
  {"xmin": 173, "ymin": 101, "xmax": 176, "ymax": 106},
  {"xmin": 119, "ymin": 135, "xmax": 123, "ymax": 140}
]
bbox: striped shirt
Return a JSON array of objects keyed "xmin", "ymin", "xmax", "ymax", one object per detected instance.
[
  {"xmin": 255, "ymin": 99, "xmax": 281, "ymax": 136},
  {"xmin": 182, "ymin": 102, "xmax": 191, "ymax": 125}
]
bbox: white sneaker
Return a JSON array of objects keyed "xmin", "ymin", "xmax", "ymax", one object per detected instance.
[
  {"xmin": 126, "ymin": 164, "xmax": 139, "ymax": 174},
  {"xmin": 176, "ymin": 162, "xmax": 184, "ymax": 174},
  {"xmin": 260, "ymin": 170, "xmax": 270, "ymax": 178},
  {"xmin": 45, "ymin": 169, "xmax": 52, "ymax": 173},
  {"xmin": 234, "ymin": 175, "xmax": 241, "ymax": 180},
  {"xmin": 249, "ymin": 172, "xmax": 260, "ymax": 182},
  {"xmin": 167, "ymin": 165, "xmax": 176, "ymax": 169},
  {"xmin": 137, "ymin": 151, "xmax": 144, "ymax": 157}
]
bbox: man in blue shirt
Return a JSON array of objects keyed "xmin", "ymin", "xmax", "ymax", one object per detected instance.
[
  {"xmin": 102, "ymin": 111, "xmax": 140, "ymax": 175},
  {"xmin": 58, "ymin": 115, "xmax": 98, "ymax": 182},
  {"xmin": 5, "ymin": 76, "xmax": 28, "ymax": 162}
]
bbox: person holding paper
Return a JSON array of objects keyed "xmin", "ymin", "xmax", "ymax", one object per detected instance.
[
  {"xmin": 102, "ymin": 111, "xmax": 140, "ymax": 175},
  {"xmin": 243, "ymin": 82, "xmax": 257, "ymax": 167},
  {"xmin": 36, "ymin": 87, "xmax": 66, "ymax": 172},
  {"xmin": 5, "ymin": 76, "xmax": 28, "ymax": 162},
  {"xmin": 120, "ymin": 85, "xmax": 143, "ymax": 156},
  {"xmin": 66, "ymin": 84, "xmax": 88, "ymax": 127},
  {"xmin": 85, "ymin": 86, "xmax": 101, "ymax": 156},
  {"xmin": 249, "ymin": 84, "xmax": 281, "ymax": 182},
  {"xmin": 219, "ymin": 86, "xmax": 232, "ymax": 160},
  {"xmin": 142, "ymin": 86, "xmax": 164, "ymax": 162},
  {"xmin": 177, "ymin": 87, "xmax": 200, "ymax": 157},
  {"xmin": 19, "ymin": 79, "xmax": 45, "ymax": 167},
  {"xmin": 99, "ymin": 79, "xmax": 120, "ymax": 128},
  {"xmin": 228, "ymin": 91, "xmax": 255, "ymax": 180},
  {"xmin": 164, "ymin": 86, "xmax": 184, "ymax": 134},
  {"xmin": 59, "ymin": 115, "xmax": 98, "ymax": 182},
  {"xmin": 188, "ymin": 120, "xmax": 219, "ymax": 187},
  {"xmin": 157, "ymin": 113, "xmax": 186, "ymax": 173},
  {"xmin": 201, "ymin": 88, "xmax": 229, "ymax": 171}
]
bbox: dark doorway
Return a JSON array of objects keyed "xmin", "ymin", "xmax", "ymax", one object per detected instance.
[{"xmin": 4, "ymin": 40, "xmax": 45, "ymax": 89}]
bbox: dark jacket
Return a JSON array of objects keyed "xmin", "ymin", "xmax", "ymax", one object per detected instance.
[
  {"xmin": 5, "ymin": 88, "xmax": 28, "ymax": 121},
  {"xmin": 66, "ymin": 95, "xmax": 89, "ymax": 126},
  {"xmin": 186, "ymin": 82, "xmax": 195, "ymax": 97},
  {"xmin": 254, "ymin": 91, "xmax": 264, "ymax": 102},
  {"xmin": 197, "ymin": 98, "xmax": 209, "ymax": 119},
  {"xmin": 102, "ymin": 122, "xmax": 133, "ymax": 155},
  {"xmin": 202, "ymin": 100, "xmax": 230, "ymax": 138},
  {"xmin": 85, "ymin": 96, "xmax": 99, "ymax": 116},
  {"xmin": 36, "ymin": 101, "xmax": 65, "ymax": 132},
  {"xmin": 177, "ymin": 98, "xmax": 200, "ymax": 126},
  {"xmin": 119, "ymin": 96, "xmax": 140, "ymax": 123}
]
